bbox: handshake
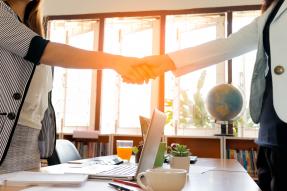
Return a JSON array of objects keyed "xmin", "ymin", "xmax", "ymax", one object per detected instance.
[{"xmin": 115, "ymin": 54, "xmax": 176, "ymax": 84}]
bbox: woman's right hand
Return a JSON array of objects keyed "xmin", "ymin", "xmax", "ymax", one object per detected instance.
[{"xmin": 114, "ymin": 56, "xmax": 157, "ymax": 84}]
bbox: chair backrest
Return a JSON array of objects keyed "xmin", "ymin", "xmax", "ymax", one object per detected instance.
[{"xmin": 47, "ymin": 139, "xmax": 81, "ymax": 165}]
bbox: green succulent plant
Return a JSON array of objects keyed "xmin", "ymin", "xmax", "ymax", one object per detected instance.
[{"xmin": 169, "ymin": 143, "xmax": 190, "ymax": 157}]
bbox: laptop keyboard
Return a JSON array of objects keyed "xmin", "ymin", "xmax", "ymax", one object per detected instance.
[{"xmin": 99, "ymin": 165, "xmax": 137, "ymax": 176}]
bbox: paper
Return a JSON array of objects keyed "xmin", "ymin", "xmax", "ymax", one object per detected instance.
[{"xmin": 0, "ymin": 171, "xmax": 88, "ymax": 186}]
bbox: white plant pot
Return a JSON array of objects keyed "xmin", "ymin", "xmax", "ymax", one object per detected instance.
[{"xmin": 170, "ymin": 156, "xmax": 190, "ymax": 173}]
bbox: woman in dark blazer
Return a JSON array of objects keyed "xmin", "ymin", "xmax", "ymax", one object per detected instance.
[
  {"xmin": 0, "ymin": 0, "xmax": 153, "ymax": 174},
  {"xmin": 144, "ymin": 0, "xmax": 287, "ymax": 190}
]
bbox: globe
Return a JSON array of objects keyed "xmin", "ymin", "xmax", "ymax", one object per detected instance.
[{"xmin": 206, "ymin": 84, "xmax": 244, "ymax": 121}]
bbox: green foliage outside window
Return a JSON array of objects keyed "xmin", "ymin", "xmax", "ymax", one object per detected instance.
[
  {"xmin": 165, "ymin": 70, "xmax": 211, "ymax": 128},
  {"xmin": 191, "ymin": 70, "xmax": 211, "ymax": 128},
  {"xmin": 233, "ymin": 109, "xmax": 255, "ymax": 129}
]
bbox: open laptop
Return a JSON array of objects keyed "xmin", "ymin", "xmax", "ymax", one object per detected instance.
[{"xmin": 57, "ymin": 108, "xmax": 166, "ymax": 180}]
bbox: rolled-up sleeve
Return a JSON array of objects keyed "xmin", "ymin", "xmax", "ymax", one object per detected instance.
[{"xmin": 0, "ymin": 1, "xmax": 49, "ymax": 65}]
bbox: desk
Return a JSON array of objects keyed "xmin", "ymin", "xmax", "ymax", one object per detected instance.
[{"xmin": 0, "ymin": 158, "xmax": 261, "ymax": 191}]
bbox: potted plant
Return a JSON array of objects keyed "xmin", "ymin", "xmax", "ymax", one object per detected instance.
[{"xmin": 169, "ymin": 143, "xmax": 190, "ymax": 172}]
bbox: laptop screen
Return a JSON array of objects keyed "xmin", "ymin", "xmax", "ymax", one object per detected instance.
[{"xmin": 136, "ymin": 109, "xmax": 166, "ymax": 175}]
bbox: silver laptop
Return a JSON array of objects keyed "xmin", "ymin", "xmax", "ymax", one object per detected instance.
[{"xmin": 62, "ymin": 108, "xmax": 166, "ymax": 180}]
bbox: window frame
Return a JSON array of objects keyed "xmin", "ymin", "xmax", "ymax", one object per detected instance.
[{"xmin": 47, "ymin": 19, "xmax": 99, "ymax": 133}]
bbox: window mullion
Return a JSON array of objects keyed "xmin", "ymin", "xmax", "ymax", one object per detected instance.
[
  {"xmin": 215, "ymin": 14, "xmax": 227, "ymax": 84},
  {"xmin": 62, "ymin": 30, "xmax": 70, "ymax": 130},
  {"xmin": 227, "ymin": 11, "xmax": 233, "ymax": 84}
]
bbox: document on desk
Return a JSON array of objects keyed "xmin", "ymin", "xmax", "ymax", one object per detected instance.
[{"xmin": 0, "ymin": 171, "xmax": 88, "ymax": 186}]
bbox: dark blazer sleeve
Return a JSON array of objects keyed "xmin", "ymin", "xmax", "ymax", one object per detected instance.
[{"xmin": 0, "ymin": 1, "xmax": 49, "ymax": 65}]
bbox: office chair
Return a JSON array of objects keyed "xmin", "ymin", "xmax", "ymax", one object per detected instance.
[{"xmin": 47, "ymin": 139, "xmax": 81, "ymax": 165}]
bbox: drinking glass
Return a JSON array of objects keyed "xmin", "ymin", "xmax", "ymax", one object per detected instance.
[{"xmin": 116, "ymin": 140, "xmax": 133, "ymax": 161}]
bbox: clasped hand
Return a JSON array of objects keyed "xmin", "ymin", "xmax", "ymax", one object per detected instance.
[{"xmin": 117, "ymin": 55, "xmax": 176, "ymax": 84}]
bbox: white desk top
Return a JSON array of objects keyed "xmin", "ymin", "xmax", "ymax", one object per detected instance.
[{"xmin": 0, "ymin": 158, "xmax": 261, "ymax": 191}]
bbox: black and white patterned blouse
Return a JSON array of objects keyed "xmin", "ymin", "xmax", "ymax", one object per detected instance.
[{"xmin": 0, "ymin": 0, "xmax": 50, "ymax": 164}]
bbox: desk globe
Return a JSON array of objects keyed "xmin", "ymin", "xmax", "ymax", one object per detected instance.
[{"xmin": 206, "ymin": 84, "xmax": 244, "ymax": 135}]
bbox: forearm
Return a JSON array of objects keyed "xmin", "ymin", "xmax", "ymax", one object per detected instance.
[
  {"xmin": 170, "ymin": 16, "xmax": 259, "ymax": 76},
  {"xmin": 40, "ymin": 42, "xmax": 123, "ymax": 70}
]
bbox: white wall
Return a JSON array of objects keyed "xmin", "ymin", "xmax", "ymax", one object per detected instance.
[{"xmin": 43, "ymin": 0, "xmax": 261, "ymax": 16}]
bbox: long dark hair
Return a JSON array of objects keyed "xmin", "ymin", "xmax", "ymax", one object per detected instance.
[
  {"xmin": 26, "ymin": 0, "xmax": 44, "ymax": 37},
  {"xmin": 262, "ymin": 0, "xmax": 276, "ymax": 12},
  {"xmin": 6, "ymin": 0, "xmax": 44, "ymax": 37}
]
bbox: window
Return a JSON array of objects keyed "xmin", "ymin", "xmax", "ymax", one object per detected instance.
[
  {"xmin": 164, "ymin": 14, "xmax": 226, "ymax": 135},
  {"xmin": 47, "ymin": 6, "xmax": 261, "ymax": 136},
  {"xmin": 48, "ymin": 20, "xmax": 99, "ymax": 133},
  {"xmin": 232, "ymin": 11, "xmax": 261, "ymax": 130},
  {"xmin": 101, "ymin": 17, "xmax": 160, "ymax": 134}
]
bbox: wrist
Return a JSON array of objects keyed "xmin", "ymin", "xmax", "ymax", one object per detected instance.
[
  {"xmin": 164, "ymin": 55, "xmax": 176, "ymax": 71},
  {"xmin": 111, "ymin": 54, "xmax": 127, "ymax": 72}
]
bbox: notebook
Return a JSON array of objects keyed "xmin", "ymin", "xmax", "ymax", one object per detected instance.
[
  {"xmin": 0, "ymin": 171, "xmax": 88, "ymax": 186},
  {"xmin": 61, "ymin": 108, "xmax": 166, "ymax": 180}
]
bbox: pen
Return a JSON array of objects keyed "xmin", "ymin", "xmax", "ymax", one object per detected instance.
[
  {"xmin": 112, "ymin": 179, "xmax": 141, "ymax": 189},
  {"xmin": 109, "ymin": 183, "xmax": 133, "ymax": 191}
]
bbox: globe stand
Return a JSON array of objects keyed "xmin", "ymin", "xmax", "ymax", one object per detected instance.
[{"xmin": 214, "ymin": 121, "xmax": 235, "ymax": 136}]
